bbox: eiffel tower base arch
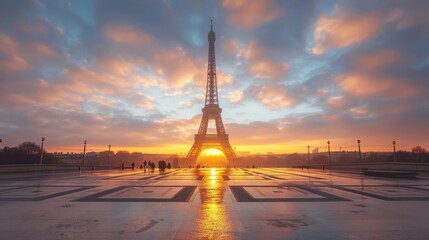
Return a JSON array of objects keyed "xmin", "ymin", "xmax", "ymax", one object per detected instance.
[{"xmin": 187, "ymin": 134, "xmax": 236, "ymax": 163}]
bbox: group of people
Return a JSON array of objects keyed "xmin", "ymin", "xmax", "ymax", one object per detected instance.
[{"xmin": 121, "ymin": 160, "xmax": 171, "ymax": 172}]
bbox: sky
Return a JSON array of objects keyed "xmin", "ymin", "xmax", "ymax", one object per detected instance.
[{"xmin": 0, "ymin": 0, "xmax": 428, "ymax": 154}]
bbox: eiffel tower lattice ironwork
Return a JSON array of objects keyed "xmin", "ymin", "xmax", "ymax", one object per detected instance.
[{"xmin": 186, "ymin": 21, "xmax": 237, "ymax": 162}]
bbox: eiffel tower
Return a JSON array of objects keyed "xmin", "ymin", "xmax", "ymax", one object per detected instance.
[{"xmin": 186, "ymin": 21, "xmax": 237, "ymax": 162}]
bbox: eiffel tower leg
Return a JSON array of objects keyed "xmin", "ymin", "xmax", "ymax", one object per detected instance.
[
  {"xmin": 187, "ymin": 142, "xmax": 203, "ymax": 163},
  {"xmin": 221, "ymin": 142, "xmax": 237, "ymax": 161}
]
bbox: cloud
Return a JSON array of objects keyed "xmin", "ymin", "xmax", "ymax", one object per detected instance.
[
  {"xmin": 242, "ymin": 40, "xmax": 288, "ymax": 80},
  {"xmin": 223, "ymin": 0, "xmax": 283, "ymax": 29},
  {"xmin": 31, "ymin": 43, "xmax": 56, "ymax": 57},
  {"xmin": 218, "ymin": 72, "xmax": 234, "ymax": 86},
  {"xmin": 227, "ymin": 106, "xmax": 429, "ymax": 151},
  {"xmin": 224, "ymin": 90, "xmax": 244, "ymax": 103},
  {"xmin": 249, "ymin": 59, "xmax": 288, "ymax": 79},
  {"xmin": 257, "ymin": 84, "xmax": 295, "ymax": 109},
  {"xmin": 94, "ymin": 56, "xmax": 134, "ymax": 76},
  {"xmin": 127, "ymin": 93, "xmax": 155, "ymax": 110},
  {"xmin": 312, "ymin": 7, "xmax": 382, "ymax": 55},
  {"xmin": 387, "ymin": 6, "xmax": 429, "ymax": 29},
  {"xmin": 338, "ymin": 72, "xmax": 421, "ymax": 99},
  {"xmin": 1, "ymin": 56, "xmax": 28, "ymax": 72},
  {"xmin": 352, "ymin": 49, "xmax": 405, "ymax": 70},
  {"xmin": 103, "ymin": 23, "xmax": 153, "ymax": 46},
  {"xmin": 221, "ymin": 38, "xmax": 240, "ymax": 56},
  {"xmin": 349, "ymin": 106, "xmax": 371, "ymax": 118},
  {"xmin": 328, "ymin": 96, "xmax": 347, "ymax": 109},
  {"xmin": 153, "ymin": 47, "xmax": 201, "ymax": 88},
  {"xmin": 0, "ymin": 33, "xmax": 28, "ymax": 72},
  {"xmin": 133, "ymin": 75, "xmax": 157, "ymax": 88},
  {"xmin": 0, "ymin": 32, "xmax": 59, "ymax": 75}
]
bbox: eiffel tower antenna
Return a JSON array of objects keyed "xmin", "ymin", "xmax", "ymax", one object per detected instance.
[{"xmin": 186, "ymin": 21, "xmax": 237, "ymax": 163}]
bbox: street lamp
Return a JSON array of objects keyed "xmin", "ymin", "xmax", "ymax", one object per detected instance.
[
  {"xmin": 83, "ymin": 140, "xmax": 87, "ymax": 166},
  {"xmin": 40, "ymin": 137, "xmax": 45, "ymax": 164},
  {"xmin": 393, "ymin": 141, "xmax": 396, "ymax": 162},
  {"xmin": 307, "ymin": 145, "xmax": 310, "ymax": 166},
  {"xmin": 357, "ymin": 139, "xmax": 362, "ymax": 162},
  {"xmin": 327, "ymin": 141, "xmax": 331, "ymax": 163},
  {"xmin": 108, "ymin": 144, "xmax": 111, "ymax": 166}
]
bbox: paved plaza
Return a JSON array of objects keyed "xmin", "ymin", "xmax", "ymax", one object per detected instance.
[{"xmin": 1, "ymin": 168, "xmax": 429, "ymax": 239}]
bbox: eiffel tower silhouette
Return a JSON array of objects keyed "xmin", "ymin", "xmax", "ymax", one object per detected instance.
[{"xmin": 186, "ymin": 20, "xmax": 237, "ymax": 162}]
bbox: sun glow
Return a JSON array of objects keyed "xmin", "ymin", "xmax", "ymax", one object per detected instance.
[{"xmin": 201, "ymin": 148, "xmax": 224, "ymax": 156}]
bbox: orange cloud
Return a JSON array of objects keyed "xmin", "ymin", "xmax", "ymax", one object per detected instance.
[
  {"xmin": 3, "ymin": 94, "xmax": 33, "ymax": 106},
  {"xmin": 127, "ymin": 93, "xmax": 155, "ymax": 110},
  {"xmin": 257, "ymin": 84, "xmax": 294, "ymax": 109},
  {"xmin": 222, "ymin": 38, "xmax": 240, "ymax": 55},
  {"xmin": 94, "ymin": 57, "xmax": 134, "ymax": 76},
  {"xmin": 387, "ymin": 7, "xmax": 429, "ymax": 29},
  {"xmin": 223, "ymin": 0, "xmax": 283, "ymax": 28},
  {"xmin": 0, "ymin": 33, "xmax": 17, "ymax": 55},
  {"xmin": 151, "ymin": 47, "xmax": 234, "ymax": 89},
  {"xmin": 0, "ymin": 34, "xmax": 28, "ymax": 71},
  {"xmin": 0, "ymin": 32, "xmax": 57, "ymax": 73},
  {"xmin": 1, "ymin": 56, "xmax": 28, "ymax": 71},
  {"xmin": 218, "ymin": 72, "xmax": 234, "ymax": 86},
  {"xmin": 242, "ymin": 40, "xmax": 288, "ymax": 80},
  {"xmin": 338, "ymin": 73, "xmax": 421, "ymax": 99},
  {"xmin": 339, "ymin": 73, "xmax": 391, "ymax": 98},
  {"xmin": 312, "ymin": 7, "xmax": 382, "ymax": 55},
  {"xmin": 350, "ymin": 106, "xmax": 370, "ymax": 118},
  {"xmin": 249, "ymin": 60, "xmax": 288, "ymax": 79},
  {"xmin": 153, "ymin": 47, "xmax": 201, "ymax": 88},
  {"xmin": 33, "ymin": 43, "xmax": 56, "ymax": 56},
  {"xmin": 242, "ymin": 40, "xmax": 263, "ymax": 60},
  {"xmin": 352, "ymin": 49, "xmax": 404, "ymax": 70},
  {"xmin": 328, "ymin": 96, "xmax": 346, "ymax": 108},
  {"xmin": 103, "ymin": 23, "xmax": 153, "ymax": 45},
  {"xmin": 225, "ymin": 90, "xmax": 244, "ymax": 103}
]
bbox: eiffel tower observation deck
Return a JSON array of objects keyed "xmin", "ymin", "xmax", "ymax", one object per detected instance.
[{"xmin": 186, "ymin": 20, "xmax": 237, "ymax": 162}]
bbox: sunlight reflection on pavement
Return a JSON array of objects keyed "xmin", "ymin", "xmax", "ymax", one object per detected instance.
[{"xmin": 194, "ymin": 168, "xmax": 238, "ymax": 240}]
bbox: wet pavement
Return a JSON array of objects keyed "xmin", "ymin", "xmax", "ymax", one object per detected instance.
[{"xmin": 1, "ymin": 168, "xmax": 429, "ymax": 239}]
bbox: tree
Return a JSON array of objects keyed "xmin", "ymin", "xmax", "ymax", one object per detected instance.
[
  {"xmin": 18, "ymin": 142, "xmax": 40, "ymax": 155},
  {"xmin": 0, "ymin": 142, "xmax": 59, "ymax": 164},
  {"xmin": 411, "ymin": 146, "xmax": 427, "ymax": 154}
]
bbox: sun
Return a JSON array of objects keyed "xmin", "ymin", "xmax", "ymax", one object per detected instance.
[{"xmin": 201, "ymin": 148, "xmax": 224, "ymax": 156}]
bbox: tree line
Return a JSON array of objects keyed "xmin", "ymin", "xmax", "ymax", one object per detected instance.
[{"xmin": 0, "ymin": 142, "xmax": 58, "ymax": 164}]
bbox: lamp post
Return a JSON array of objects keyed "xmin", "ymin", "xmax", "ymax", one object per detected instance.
[
  {"xmin": 108, "ymin": 144, "xmax": 111, "ymax": 166},
  {"xmin": 82, "ymin": 140, "xmax": 87, "ymax": 166},
  {"xmin": 357, "ymin": 139, "xmax": 362, "ymax": 162},
  {"xmin": 40, "ymin": 137, "xmax": 45, "ymax": 164},
  {"xmin": 327, "ymin": 141, "xmax": 331, "ymax": 163},
  {"xmin": 307, "ymin": 145, "xmax": 310, "ymax": 166},
  {"xmin": 393, "ymin": 141, "xmax": 396, "ymax": 162}
]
